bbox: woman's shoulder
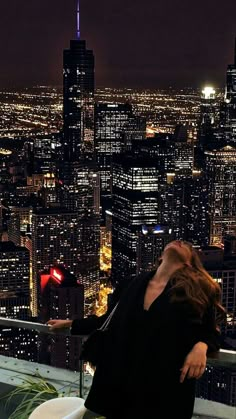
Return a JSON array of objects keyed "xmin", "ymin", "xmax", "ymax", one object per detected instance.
[{"xmin": 110, "ymin": 270, "xmax": 156, "ymax": 307}]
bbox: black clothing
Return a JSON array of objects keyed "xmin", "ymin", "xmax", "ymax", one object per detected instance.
[{"xmin": 71, "ymin": 271, "xmax": 220, "ymax": 419}]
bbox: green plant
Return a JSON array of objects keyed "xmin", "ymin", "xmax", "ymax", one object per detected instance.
[{"xmin": 1, "ymin": 373, "xmax": 74, "ymax": 419}]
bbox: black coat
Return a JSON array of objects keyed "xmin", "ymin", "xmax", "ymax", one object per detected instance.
[{"xmin": 71, "ymin": 271, "xmax": 220, "ymax": 419}]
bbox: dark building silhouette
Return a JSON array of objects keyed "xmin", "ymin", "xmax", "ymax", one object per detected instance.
[
  {"xmin": 39, "ymin": 266, "xmax": 84, "ymax": 371},
  {"xmin": 173, "ymin": 124, "xmax": 188, "ymax": 142},
  {"xmin": 63, "ymin": 39, "xmax": 95, "ymax": 162},
  {"xmin": 168, "ymin": 171, "xmax": 209, "ymax": 246}
]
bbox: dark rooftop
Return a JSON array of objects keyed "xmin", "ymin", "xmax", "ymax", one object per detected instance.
[
  {"xmin": 0, "ymin": 241, "xmax": 29, "ymax": 253},
  {"xmin": 33, "ymin": 207, "xmax": 77, "ymax": 215}
]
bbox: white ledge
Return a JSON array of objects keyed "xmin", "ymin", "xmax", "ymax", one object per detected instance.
[{"xmin": 194, "ymin": 398, "xmax": 235, "ymax": 419}]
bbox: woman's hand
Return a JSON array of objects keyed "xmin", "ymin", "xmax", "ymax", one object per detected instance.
[
  {"xmin": 180, "ymin": 342, "xmax": 208, "ymax": 383},
  {"xmin": 47, "ymin": 319, "xmax": 73, "ymax": 330}
]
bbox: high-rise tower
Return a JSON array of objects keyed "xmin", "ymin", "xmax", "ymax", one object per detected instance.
[
  {"xmin": 198, "ymin": 87, "xmax": 217, "ymax": 149},
  {"xmin": 225, "ymin": 38, "xmax": 236, "ymax": 104},
  {"xmin": 221, "ymin": 38, "xmax": 236, "ymax": 144},
  {"xmin": 60, "ymin": 2, "xmax": 100, "ymax": 314},
  {"xmin": 63, "ymin": 1, "xmax": 95, "ymax": 161}
]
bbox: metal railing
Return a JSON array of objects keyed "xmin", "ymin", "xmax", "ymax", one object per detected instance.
[{"xmin": 0, "ymin": 316, "xmax": 235, "ymax": 366}]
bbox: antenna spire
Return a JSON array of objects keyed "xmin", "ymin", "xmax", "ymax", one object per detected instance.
[{"xmin": 77, "ymin": 0, "xmax": 80, "ymax": 39}]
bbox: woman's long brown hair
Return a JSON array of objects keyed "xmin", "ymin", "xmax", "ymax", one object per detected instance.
[{"xmin": 168, "ymin": 242, "xmax": 227, "ymax": 324}]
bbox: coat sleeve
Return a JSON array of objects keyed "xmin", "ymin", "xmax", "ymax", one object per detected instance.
[
  {"xmin": 70, "ymin": 277, "xmax": 134, "ymax": 336},
  {"xmin": 191, "ymin": 304, "xmax": 221, "ymax": 354}
]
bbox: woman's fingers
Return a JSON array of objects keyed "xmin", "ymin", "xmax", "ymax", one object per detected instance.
[
  {"xmin": 180, "ymin": 362, "xmax": 190, "ymax": 383},
  {"xmin": 47, "ymin": 319, "xmax": 62, "ymax": 329},
  {"xmin": 180, "ymin": 363, "xmax": 206, "ymax": 382}
]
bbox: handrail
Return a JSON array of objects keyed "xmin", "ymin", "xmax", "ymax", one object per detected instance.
[
  {"xmin": 0, "ymin": 316, "xmax": 69, "ymax": 335},
  {"xmin": 207, "ymin": 348, "xmax": 236, "ymax": 367},
  {"xmin": 0, "ymin": 317, "xmax": 235, "ymax": 367}
]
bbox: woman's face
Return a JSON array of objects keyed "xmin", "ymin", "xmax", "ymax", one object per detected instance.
[{"xmin": 163, "ymin": 240, "xmax": 192, "ymax": 265}]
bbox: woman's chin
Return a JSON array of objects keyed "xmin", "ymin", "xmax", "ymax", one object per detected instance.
[{"xmin": 164, "ymin": 247, "xmax": 186, "ymax": 262}]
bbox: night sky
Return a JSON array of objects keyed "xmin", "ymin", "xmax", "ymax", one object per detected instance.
[{"xmin": 0, "ymin": 0, "xmax": 235, "ymax": 89}]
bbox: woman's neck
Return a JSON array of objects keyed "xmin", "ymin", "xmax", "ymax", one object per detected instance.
[{"xmin": 152, "ymin": 259, "xmax": 184, "ymax": 286}]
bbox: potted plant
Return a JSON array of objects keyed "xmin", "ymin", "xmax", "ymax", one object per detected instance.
[{"xmin": 1, "ymin": 373, "xmax": 75, "ymax": 419}]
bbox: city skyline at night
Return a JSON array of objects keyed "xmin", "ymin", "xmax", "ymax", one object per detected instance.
[{"xmin": 0, "ymin": 1, "xmax": 235, "ymax": 416}]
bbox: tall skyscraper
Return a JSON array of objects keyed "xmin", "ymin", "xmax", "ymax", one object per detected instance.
[
  {"xmin": 60, "ymin": 1, "xmax": 100, "ymax": 314},
  {"xmin": 63, "ymin": 2, "xmax": 95, "ymax": 162},
  {"xmin": 221, "ymin": 38, "xmax": 236, "ymax": 144},
  {"xmin": 195, "ymin": 86, "xmax": 221, "ymax": 171},
  {"xmin": 198, "ymin": 86, "xmax": 217, "ymax": 149},
  {"xmin": 205, "ymin": 146, "xmax": 236, "ymax": 245}
]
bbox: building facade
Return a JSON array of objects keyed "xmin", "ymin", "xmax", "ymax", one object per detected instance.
[
  {"xmin": 95, "ymin": 103, "xmax": 146, "ymax": 199},
  {"xmin": 205, "ymin": 146, "xmax": 236, "ymax": 245}
]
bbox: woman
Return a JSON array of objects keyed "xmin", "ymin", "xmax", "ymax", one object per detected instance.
[{"xmin": 48, "ymin": 240, "xmax": 226, "ymax": 419}]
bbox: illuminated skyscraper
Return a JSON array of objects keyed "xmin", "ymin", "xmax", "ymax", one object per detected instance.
[
  {"xmin": 174, "ymin": 142, "xmax": 193, "ymax": 176},
  {"xmin": 195, "ymin": 86, "xmax": 220, "ymax": 170},
  {"xmin": 0, "ymin": 241, "xmax": 30, "ymax": 319},
  {"xmin": 205, "ymin": 146, "xmax": 236, "ymax": 245},
  {"xmin": 112, "ymin": 150, "xmax": 173, "ymax": 286},
  {"xmin": 198, "ymin": 86, "xmax": 217, "ymax": 149},
  {"xmin": 95, "ymin": 103, "xmax": 146, "ymax": 200},
  {"xmin": 63, "ymin": 2, "xmax": 95, "ymax": 162}
]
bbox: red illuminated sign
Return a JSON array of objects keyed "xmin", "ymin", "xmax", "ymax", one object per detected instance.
[
  {"xmin": 50, "ymin": 268, "xmax": 63, "ymax": 283},
  {"xmin": 41, "ymin": 267, "xmax": 64, "ymax": 292}
]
